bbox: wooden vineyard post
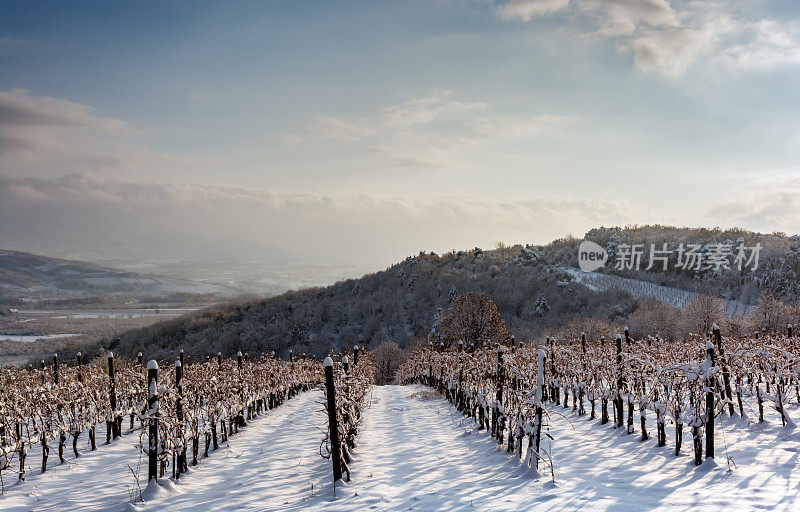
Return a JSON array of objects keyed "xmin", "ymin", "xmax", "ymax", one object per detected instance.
[
  {"xmin": 496, "ymin": 346, "xmax": 504, "ymax": 445},
  {"xmin": 175, "ymin": 359, "xmax": 185, "ymax": 478},
  {"xmin": 53, "ymin": 353, "xmax": 59, "ymax": 385},
  {"xmin": 76, "ymin": 352, "xmax": 83, "ymax": 383},
  {"xmin": 713, "ymin": 325, "xmax": 734, "ymax": 416},
  {"xmin": 533, "ymin": 349, "xmax": 545, "ymax": 470},
  {"xmin": 237, "ymin": 351, "xmax": 246, "ymax": 429},
  {"xmin": 17, "ymin": 422, "xmax": 25, "ymax": 481},
  {"xmin": 323, "ymin": 357, "xmax": 343, "ymax": 485},
  {"xmin": 354, "ymin": 345, "xmax": 360, "ymax": 365},
  {"xmin": 343, "ymin": 355, "xmax": 350, "ymax": 375},
  {"xmin": 615, "ymin": 334, "xmax": 624, "ymax": 429},
  {"xmin": 705, "ymin": 342, "xmax": 715, "ymax": 460},
  {"xmin": 147, "ymin": 360, "xmax": 159, "ymax": 482},
  {"xmin": 789, "ymin": 324, "xmax": 793, "ymax": 339},
  {"xmin": 107, "ymin": 351, "xmax": 119, "ymax": 442},
  {"xmin": 137, "ymin": 352, "xmax": 143, "ymax": 366}
]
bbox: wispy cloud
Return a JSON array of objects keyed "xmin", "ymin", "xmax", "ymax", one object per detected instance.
[
  {"xmin": 284, "ymin": 94, "xmax": 575, "ymax": 170},
  {"xmin": 0, "ymin": 88, "xmax": 128, "ymax": 155},
  {"xmin": 0, "ymin": 89, "xmax": 209, "ymax": 180},
  {"xmin": 3, "ymin": 173, "xmax": 796, "ymax": 268},
  {"xmin": 0, "ymin": 173, "xmax": 642, "ymax": 265},
  {"xmin": 491, "ymin": 0, "xmax": 800, "ymax": 77}
]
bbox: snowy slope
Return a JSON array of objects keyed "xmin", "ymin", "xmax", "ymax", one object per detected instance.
[
  {"xmin": 3, "ymin": 385, "xmax": 799, "ymax": 511},
  {"xmin": 564, "ymin": 267, "xmax": 752, "ymax": 317}
]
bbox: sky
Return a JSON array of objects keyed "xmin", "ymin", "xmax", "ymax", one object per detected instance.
[{"xmin": 1, "ymin": 0, "xmax": 799, "ymax": 273}]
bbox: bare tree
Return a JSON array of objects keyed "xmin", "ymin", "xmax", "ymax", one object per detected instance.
[
  {"xmin": 372, "ymin": 341, "xmax": 406, "ymax": 385},
  {"xmin": 429, "ymin": 292, "xmax": 510, "ymax": 350},
  {"xmin": 680, "ymin": 293, "xmax": 725, "ymax": 336}
]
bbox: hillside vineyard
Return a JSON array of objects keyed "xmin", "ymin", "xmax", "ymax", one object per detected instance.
[
  {"xmin": 397, "ymin": 327, "xmax": 799, "ymax": 471},
  {"xmin": 3, "ymin": 324, "xmax": 799, "ymax": 501}
]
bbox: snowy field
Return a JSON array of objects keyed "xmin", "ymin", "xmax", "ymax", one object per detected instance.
[{"xmin": 2, "ymin": 385, "xmax": 799, "ymax": 511}]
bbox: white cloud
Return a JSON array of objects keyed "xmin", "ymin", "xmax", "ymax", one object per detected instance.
[
  {"xmin": 490, "ymin": 0, "xmax": 800, "ymax": 77},
  {"xmin": 715, "ymin": 19, "xmax": 800, "ymax": 69},
  {"xmin": 285, "ymin": 94, "xmax": 574, "ymax": 170},
  {"xmin": 377, "ymin": 96, "xmax": 488, "ymax": 128},
  {"xmin": 2, "ymin": 173, "xmax": 797, "ymax": 268},
  {"xmin": 578, "ymin": 0, "xmax": 678, "ymax": 36},
  {"xmin": 497, "ymin": 0, "xmax": 570, "ymax": 21},
  {"xmin": 0, "ymin": 173, "xmax": 642, "ymax": 266},
  {"xmin": 621, "ymin": 26, "xmax": 713, "ymax": 77}
]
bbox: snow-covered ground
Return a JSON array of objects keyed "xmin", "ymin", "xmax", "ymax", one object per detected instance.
[{"xmin": 3, "ymin": 385, "xmax": 799, "ymax": 511}]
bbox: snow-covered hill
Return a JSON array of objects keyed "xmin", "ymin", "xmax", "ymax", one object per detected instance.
[{"xmin": 3, "ymin": 384, "xmax": 799, "ymax": 511}]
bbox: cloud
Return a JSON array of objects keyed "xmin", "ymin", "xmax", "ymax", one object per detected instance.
[
  {"xmin": 285, "ymin": 94, "xmax": 574, "ymax": 170},
  {"xmin": 704, "ymin": 175, "xmax": 800, "ymax": 234},
  {"xmin": 0, "ymin": 173, "xmax": 642, "ymax": 266},
  {"xmin": 0, "ymin": 89, "xmax": 128, "ymax": 156},
  {"xmin": 621, "ymin": 26, "xmax": 713, "ymax": 77},
  {"xmin": 490, "ymin": 0, "xmax": 800, "ymax": 77},
  {"xmin": 2, "ymin": 173, "xmax": 797, "ymax": 269},
  {"xmin": 497, "ymin": 0, "xmax": 570, "ymax": 21},
  {"xmin": 715, "ymin": 19, "xmax": 800, "ymax": 69},
  {"xmin": 579, "ymin": 0, "xmax": 678, "ymax": 36}
]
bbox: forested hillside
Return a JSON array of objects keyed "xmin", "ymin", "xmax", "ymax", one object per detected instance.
[
  {"xmin": 110, "ymin": 245, "xmax": 634, "ymax": 360},
  {"xmin": 108, "ymin": 225, "xmax": 800, "ymax": 361}
]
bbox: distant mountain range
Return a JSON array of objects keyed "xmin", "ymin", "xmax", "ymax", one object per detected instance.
[{"xmin": 0, "ymin": 249, "xmax": 235, "ymax": 301}]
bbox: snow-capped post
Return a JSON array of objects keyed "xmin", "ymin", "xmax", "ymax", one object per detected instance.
[
  {"xmin": 179, "ymin": 348, "xmax": 185, "ymax": 366},
  {"xmin": 624, "ymin": 326, "xmax": 630, "ymax": 349},
  {"xmin": 458, "ymin": 340, "xmax": 463, "ymax": 352},
  {"xmin": 76, "ymin": 352, "xmax": 83, "ymax": 383},
  {"xmin": 353, "ymin": 345, "xmax": 360, "ymax": 365},
  {"xmin": 17, "ymin": 422, "xmax": 25, "ymax": 481},
  {"xmin": 52, "ymin": 353, "xmax": 59, "ymax": 385},
  {"xmin": 289, "ymin": 349, "xmax": 294, "ymax": 364},
  {"xmin": 107, "ymin": 350, "xmax": 119, "ymax": 441},
  {"xmin": 40, "ymin": 359, "xmax": 46, "ymax": 385},
  {"xmin": 705, "ymin": 342, "xmax": 715, "ymax": 460},
  {"xmin": 137, "ymin": 352, "xmax": 143, "ymax": 366},
  {"xmin": 343, "ymin": 355, "xmax": 350, "ymax": 375},
  {"xmin": 511, "ymin": 335, "xmax": 516, "ymax": 352},
  {"xmin": 217, "ymin": 352, "xmax": 223, "ymax": 371},
  {"xmin": 600, "ymin": 335, "xmax": 605, "ymax": 348},
  {"xmin": 533, "ymin": 349, "xmax": 546, "ymax": 470},
  {"xmin": 615, "ymin": 334, "xmax": 624, "ymax": 428},
  {"xmin": 495, "ymin": 346, "xmax": 504, "ymax": 444},
  {"xmin": 175, "ymin": 359, "xmax": 184, "ymax": 478},
  {"xmin": 147, "ymin": 360, "xmax": 159, "ymax": 482},
  {"xmin": 323, "ymin": 357, "xmax": 343, "ymax": 484},
  {"xmin": 713, "ymin": 325, "xmax": 734, "ymax": 416},
  {"xmin": 236, "ymin": 351, "xmax": 246, "ymax": 428}
]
